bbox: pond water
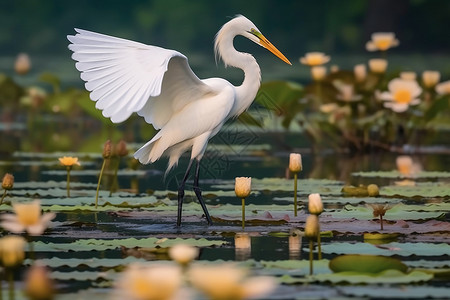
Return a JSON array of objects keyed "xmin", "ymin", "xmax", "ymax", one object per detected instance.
[{"xmin": 0, "ymin": 117, "xmax": 449, "ymax": 299}]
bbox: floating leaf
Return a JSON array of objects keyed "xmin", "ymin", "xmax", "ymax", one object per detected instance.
[
  {"xmin": 318, "ymin": 242, "xmax": 450, "ymax": 257},
  {"xmin": 339, "ymin": 286, "xmax": 450, "ymax": 299},
  {"xmin": 352, "ymin": 170, "xmax": 450, "ymax": 179},
  {"xmin": 312, "ymin": 269, "xmax": 432, "ymax": 284},
  {"xmin": 329, "ymin": 255, "xmax": 408, "ymax": 273}
]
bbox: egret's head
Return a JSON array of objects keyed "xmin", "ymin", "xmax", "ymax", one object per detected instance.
[{"xmin": 215, "ymin": 15, "xmax": 291, "ymax": 65}]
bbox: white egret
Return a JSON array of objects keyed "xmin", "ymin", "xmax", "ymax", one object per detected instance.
[{"xmin": 67, "ymin": 15, "xmax": 291, "ymax": 226}]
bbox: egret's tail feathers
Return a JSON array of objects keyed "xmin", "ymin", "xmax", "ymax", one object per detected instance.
[{"xmin": 134, "ymin": 136, "xmax": 164, "ymax": 164}]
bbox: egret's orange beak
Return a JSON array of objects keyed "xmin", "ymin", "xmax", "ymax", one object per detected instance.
[{"xmin": 259, "ymin": 34, "xmax": 292, "ymax": 65}]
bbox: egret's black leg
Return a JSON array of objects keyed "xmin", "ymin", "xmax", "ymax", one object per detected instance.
[
  {"xmin": 177, "ymin": 159, "xmax": 194, "ymax": 227},
  {"xmin": 193, "ymin": 160, "xmax": 213, "ymax": 225}
]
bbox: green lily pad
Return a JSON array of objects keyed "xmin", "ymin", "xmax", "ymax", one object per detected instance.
[
  {"xmin": 318, "ymin": 242, "xmax": 450, "ymax": 257},
  {"xmin": 33, "ymin": 237, "xmax": 227, "ymax": 252},
  {"xmin": 380, "ymin": 182, "xmax": 450, "ymax": 198},
  {"xmin": 339, "ymin": 286, "xmax": 450, "ymax": 299},
  {"xmin": 314, "ymin": 269, "xmax": 432, "ymax": 284},
  {"xmin": 329, "ymin": 255, "xmax": 408, "ymax": 273},
  {"xmin": 352, "ymin": 170, "xmax": 450, "ymax": 179}
]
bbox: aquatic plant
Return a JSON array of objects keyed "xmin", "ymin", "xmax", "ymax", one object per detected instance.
[
  {"xmin": 1, "ymin": 173, "xmax": 14, "ymax": 205},
  {"xmin": 95, "ymin": 140, "xmax": 112, "ymax": 209},
  {"xmin": 59, "ymin": 156, "xmax": 80, "ymax": 197},
  {"xmin": 169, "ymin": 243, "xmax": 199, "ymax": 268},
  {"xmin": 304, "ymin": 214, "xmax": 320, "ymax": 275},
  {"xmin": 0, "ymin": 200, "xmax": 55, "ymax": 236},
  {"xmin": 235, "ymin": 177, "xmax": 251, "ymax": 229},
  {"xmin": 289, "ymin": 153, "xmax": 302, "ymax": 216}
]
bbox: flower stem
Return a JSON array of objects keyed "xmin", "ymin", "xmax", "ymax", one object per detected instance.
[
  {"xmin": 242, "ymin": 198, "xmax": 245, "ymax": 229},
  {"xmin": 95, "ymin": 159, "xmax": 107, "ymax": 209},
  {"xmin": 109, "ymin": 157, "xmax": 120, "ymax": 197},
  {"xmin": 66, "ymin": 167, "xmax": 71, "ymax": 198},
  {"xmin": 7, "ymin": 270, "xmax": 14, "ymax": 300},
  {"xmin": 317, "ymin": 231, "xmax": 322, "ymax": 260},
  {"xmin": 309, "ymin": 239, "xmax": 314, "ymax": 275},
  {"xmin": 294, "ymin": 173, "xmax": 298, "ymax": 216},
  {"xmin": 380, "ymin": 214, "xmax": 384, "ymax": 230},
  {"xmin": 0, "ymin": 190, "xmax": 6, "ymax": 205}
]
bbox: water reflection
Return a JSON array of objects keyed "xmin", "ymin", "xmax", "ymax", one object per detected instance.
[
  {"xmin": 288, "ymin": 229, "xmax": 302, "ymax": 260},
  {"xmin": 234, "ymin": 232, "xmax": 251, "ymax": 261}
]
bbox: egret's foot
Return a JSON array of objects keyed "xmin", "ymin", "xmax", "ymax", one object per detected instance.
[{"xmin": 193, "ymin": 186, "xmax": 213, "ymax": 225}]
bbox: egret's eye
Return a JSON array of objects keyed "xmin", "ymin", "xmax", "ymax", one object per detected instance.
[{"xmin": 249, "ymin": 28, "xmax": 262, "ymax": 38}]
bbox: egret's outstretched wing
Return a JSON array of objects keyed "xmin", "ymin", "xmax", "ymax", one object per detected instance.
[{"xmin": 67, "ymin": 29, "xmax": 213, "ymax": 125}]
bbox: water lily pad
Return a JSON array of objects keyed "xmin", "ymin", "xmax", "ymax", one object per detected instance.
[
  {"xmin": 352, "ymin": 170, "xmax": 450, "ymax": 179},
  {"xmin": 339, "ymin": 286, "xmax": 450, "ymax": 299},
  {"xmin": 33, "ymin": 237, "xmax": 227, "ymax": 252},
  {"xmin": 329, "ymin": 255, "xmax": 408, "ymax": 273},
  {"xmin": 313, "ymin": 269, "xmax": 432, "ymax": 284},
  {"xmin": 380, "ymin": 182, "xmax": 450, "ymax": 198},
  {"xmin": 318, "ymin": 242, "xmax": 450, "ymax": 256},
  {"xmin": 260, "ymin": 260, "xmax": 332, "ymax": 276},
  {"xmin": 24, "ymin": 256, "xmax": 145, "ymax": 268},
  {"xmin": 327, "ymin": 204, "xmax": 446, "ymax": 221}
]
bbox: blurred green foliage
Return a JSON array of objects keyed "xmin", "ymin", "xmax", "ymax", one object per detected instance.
[{"xmin": 0, "ymin": 0, "xmax": 449, "ymax": 57}]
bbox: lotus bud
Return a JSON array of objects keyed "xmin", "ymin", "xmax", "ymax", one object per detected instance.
[
  {"xmin": 0, "ymin": 235, "xmax": 26, "ymax": 268},
  {"xmin": 235, "ymin": 177, "xmax": 251, "ymax": 198},
  {"xmin": 300, "ymin": 52, "xmax": 330, "ymax": 66},
  {"xmin": 310, "ymin": 66, "xmax": 327, "ymax": 81},
  {"xmin": 169, "ymin": 244, "xmax": 199, "ymax": 266},
  {"xmin": 354, "ymin": 64, "xmax": 367, "ymax": 82},
  {"xmin": 422, "ymin": 71, "xmax": 440, "ymax": 88},
  {"xmin": 368, "ymin": 58, "xmax": 388, "ymax": 73},
  {"xmin": 2, "ymin": 173, "xmax": 14, "ymax": 190},
  {"xmin": 400, "ymin": 71, "xmax": 416, "ymax": 81},
  {"xmin": 304, "ymin": 214, "xmax": 320, "ymax": 239},
  {"xmin": 289, "ymin": 153, "xmax": 302, "ymax": 173},
  {"xmin": 116, "ymin": 140, "xmax": 129, "ymax": 157},
  {"xmin": 25, "ymin": 263, "xmax": 55, "ymax": 300},
  {"xmin": 102, "ymin": 140, "xmax": 112, "ymax": 159},
  {"xmin": 14, "ymin": 53, "xmax": 31, "ymax": 75},
  {"xmin": 308, "ymin": 193, "xmax": 323, "ymax": 215}
]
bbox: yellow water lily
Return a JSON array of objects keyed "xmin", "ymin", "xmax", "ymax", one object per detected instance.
[
  {"xmin": 58, "ymin": 156, "xmax": 80, "ymax": 167},
  {"xmin": 366, "ymin": 32, "xmax": 399, "ymax": 51}
]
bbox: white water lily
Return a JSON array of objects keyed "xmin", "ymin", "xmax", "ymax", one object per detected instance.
[
  {"xmin": 300, "ymin": 52, "xmax": 330, "ymax": 66},
  {"xmin": 435, "ymin": 80, "xmax": 450, "ymax": 95},
  {"xmin": 114, "ymin": 263, "xmax": 183, "ymax": 300},
  {"xmin": 378, "ymin": 78, "xmax": 422, "ymax": 112},
  {"xmin": 366, "ymin": 32, "xmax": 399, "ymax": 51},
  {"xmin": 189, "ymin": 263, "xmax": 276, "ymax": 300},
  {"xmin": 1, "ymin": 200, "xmax": 55, "ymax": 236},
  {"xmin": 334, "ymin": 81, "xmax": 362, "ymax": 102}
]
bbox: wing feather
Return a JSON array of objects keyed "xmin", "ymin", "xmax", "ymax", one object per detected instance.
[{"xmin": 67, "ymin": 28, "xmax": 215, "ymax": 125}]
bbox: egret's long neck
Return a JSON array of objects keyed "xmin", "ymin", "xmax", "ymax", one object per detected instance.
[{"xmin": 215, "ymin": 30, "xmax": 261, "ymax": 117}]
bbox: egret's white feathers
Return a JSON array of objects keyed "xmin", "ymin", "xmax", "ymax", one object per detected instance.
[{"xmin": 67, "ymin": 28, "xmax": 213, "ymax": 126}]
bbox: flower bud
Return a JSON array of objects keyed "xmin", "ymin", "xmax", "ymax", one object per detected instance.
[
  {"xmin": 25, "ymin": 263, "xmax": 55, "ymax": 300},
  {"xmin": 308, "ymin": 193, "xmax": 323, "ymax": 215},
  {"xmin": 310, "ymin": 66, "xmax": 327, "ymax": 81},
  {"xmin": 422, "ymin": 71, "xmax": 440, "ymax": 88},
  {"xmin": 396, "ymin": 155, "xmax": 413, "ymax": 176},
  {"xmin": 436, "ymin": 80, "xmax": 450, "ymax": 95},
  {"xmin": 235, "ymin": 177, "xmax": 251, "ymax": 198},
  {"xmin": 368, "ymin": 58, "xmax": 388, "ymax": 73},
  {"xmin": 0, "ymin": 235, "xmax": 26, "ymax": 268},
  {"xmin": 169, "ymin": 244, "xmax": 199, "ymax": 266},
  {"xmin": 116, "ymin": 140, "xmax": 129, "ymax": 157},
  {"xmin": 367, "ymin": 184, "xmax": 379, "ymax": 197},
  {"xmin": 304, "ymin": 214, "xmax": 320, "ymax": 239},
  {"xmin": 354, "ymin": 64, "xmax": 367, "ymax": 82},
  {"xmin": 400, "ymin": 71, "xmax": 416, "ymax": 81},
  {"xmin": 2, "ymin": 173, "xmax": 14, "ymax": 190},
  {"xmin": 102, "ymin": 140, "xmax": 112, "ymax": 159},
  {"xmin": 289, "ymin": 153, "xmax": 302, "ymax": 173},
  {"xmin": 15, "ymin": 53, "xmax": 31, "ymax": 75}
]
